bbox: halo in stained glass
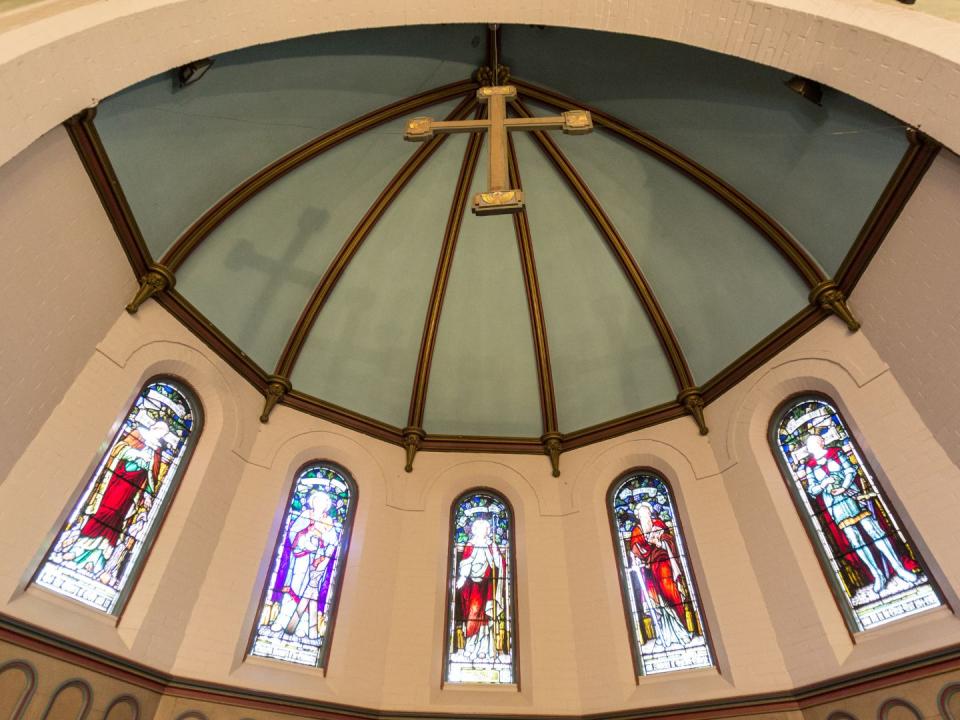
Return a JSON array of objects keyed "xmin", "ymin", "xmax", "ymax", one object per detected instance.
[
  {"xmin": 249, "ymin": 463, "xmax": 355, "ymax": 668},
  {"xmin": 772, "ymin": 395, "xmax": 942, "ymax": 631},
  {"xmin": 445, "ymin": 490, "xmax": 517, "ymax": 685},
  {"xmin": 610, "ymin": 472, "xmax": 713, "ymax": 675},
  {"xmin": 34, "ymin": 378, "xmax": 201, "ymax": 613}
]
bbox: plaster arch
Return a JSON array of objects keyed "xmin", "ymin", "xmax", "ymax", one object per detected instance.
[
  {"xmin": 41, "ymin": 679, "xmax": 92, "ymax": 720},
  {"xmin": 0, "ymin": 660, "xmax": 37, "ymax": 720},
  {"xmin": 102, "ymin": 695, "xmax": 139, "ymax": 720},
  {"xmin": 1, "ymin": 0, "xmax": 959, "ymax": 174},
  {"xmin": 876, "ymin": 697, "xmax": 922, "ymax": 720},
  {"xmin": 938, "ymin": 681, "xmax": 960, "ymax": 719}
]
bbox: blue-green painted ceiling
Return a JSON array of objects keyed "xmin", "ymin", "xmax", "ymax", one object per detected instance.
[{"xmin": 92, "ymin": 24, "xmax": 909, "ymax": 440}]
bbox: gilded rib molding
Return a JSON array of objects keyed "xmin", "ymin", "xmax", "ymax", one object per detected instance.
[
  {"xmin": 274, "ymin": 96, "xmax": 477, "ymax": 383},
  {"xmin": 404, "ymin": 116, "xmax": 485, "ymax": 471},
  {"xmin": 506, "ymin": 135, "xmax": 563, "ymax": 474},
  {"xmin": 64, "ymin": 109, "xmax": 152, "ymax": 279},
  {"xmin": 835, "ymin": 127, "xmax": 941, "ymax": 294}
]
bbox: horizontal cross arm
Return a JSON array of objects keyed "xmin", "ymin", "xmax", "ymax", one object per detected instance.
[
  {"xmin": 505, "ymin": 109, "xmax": 594, "ymax": 136},
  {"xmin": 405, "ymin": 117, "xmax": 488, "ymax": 141}
]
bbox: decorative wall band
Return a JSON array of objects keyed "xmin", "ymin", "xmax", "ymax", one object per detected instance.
[{"xmin": 3, "ymin": 612, "xmax": 960, "ymax": 720}]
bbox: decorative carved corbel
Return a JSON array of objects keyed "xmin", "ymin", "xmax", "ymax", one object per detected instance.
[
  {"xmin": 402, "ymin": 426, "xmax": 426, "ymax": 473},
  {"xmin": 809, "ymin": 280, "xmax": 860, "ymax": 332},
  {"xmin": 677, "ymin": 387, "xmax": 708, "ymax": 435},
  {"xmin": 259, "ymin": 375, "xmax": 292, "ymax": 423},
  {"xmin": 125, "ymin": 264, "xmax": 175, "ymax": 313},
  {"xmin": 541, "ymin": 432, "xmax": 563, "ymax": 478},
  {"xmin": 474, "ymin": 64, "xmax": 511, "ymax": 87}
]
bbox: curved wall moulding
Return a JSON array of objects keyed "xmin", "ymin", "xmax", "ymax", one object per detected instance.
[{"xmin": 63, "ymin": 23, "xmax": 941, "ymax": 473}]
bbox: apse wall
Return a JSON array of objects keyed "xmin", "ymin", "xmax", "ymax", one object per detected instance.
[{"xmin": 3, "ymin": 240, "xmax": 960, "ymax": 718}]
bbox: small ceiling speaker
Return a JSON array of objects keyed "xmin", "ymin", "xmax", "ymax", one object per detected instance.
[
  {"xmin": 177, "ymin": 58, "xmax": 214, "ymax": 88},
  {"xmin": 784, "ymin": 75, "xmax": 823, "ymax": 105}
]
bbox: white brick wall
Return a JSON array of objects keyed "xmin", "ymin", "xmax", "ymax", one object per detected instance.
[{"xmin": 854, "ymin": 149, "xmax": 960, "ymax": 469}]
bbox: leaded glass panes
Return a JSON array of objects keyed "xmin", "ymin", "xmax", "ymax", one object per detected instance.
[
  {"xmin": 35, "ymin": 379, "xmax": 200, "ymax": 613},
  {"xmin": 445, "ymin": 491, "xmax": 516, "ymax": 685},
  {"xmin": 610, "ymin": 472, "xmax": 713, "ymax": 675},
  {"xmin": 250, "ymin": 464, "xmax": 355, "ymax": 668},
  {"xmin": 772, "ymin": 396, "xmax": 941, "ymax": 631}
]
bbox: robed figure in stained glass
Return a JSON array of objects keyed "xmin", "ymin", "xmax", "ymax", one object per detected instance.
[
  {"xmin": 773, "ymin": 396, "xmax": 941, "ymax": 631},
  {"xmin": 611, "ymin": 473, "xmax": 712, "ymax": 675},
  {"xmin": 35, "ymin": 380, "xmax": 199, "ymax": 613},
  {"xmin": 250, "ymin": 465, "xmax": 354, "ymax": 668},
  {"xmin": 446, "ymin": 492, "xmax": 516, "ymax": 684}
]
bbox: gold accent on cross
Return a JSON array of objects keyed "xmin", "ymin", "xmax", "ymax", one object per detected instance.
[{"xmin": 405, "ymin": 85, "xmax": 593, "ymax": 215}]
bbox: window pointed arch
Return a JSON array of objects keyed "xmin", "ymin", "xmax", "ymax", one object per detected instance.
[
  {"xmin": 249, "ymin": 462, "xmax": 356, "ymax": 668},
  {"xmin": 771, "ymin": 394, "xmax": 942, "ymax": 631},
  {"xmin": 34, "ymin": 377, "xmax": 202, "ymax": 614},
  {"xmin": 444, "ymin": 489, "xmax": 518, "ymax": 685},
  {"xmin": 609, "ymin": 471, "xmax": 714, "ymax": 675}
]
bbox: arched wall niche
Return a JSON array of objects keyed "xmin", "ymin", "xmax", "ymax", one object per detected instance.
[
  {"xmin": 876, "ymin": 697, "xmax": 922, "ymax": 720},
  {"xmin": 938, "ymin": 681, "xmax": 960, "ymax": 719},
  {"xmin": 0, "ymin": 0, "xmax": 959, "ymax": 173},
  {"xmin": 565, "ymin": 436, "xmax": 778, "ymax": 708},
  {"xmin": 827, "ymin": 712, "xmax": 859, "ymax": 720},
  {"xmin": 41, "ymin": 679, "xmax": 92, "ymax": 720},
  {"xmin": 0, "ymin": 305, "xmax": 248, "ymax": 670},
  {"xmin": 713, "ymin": 319, "xmax": 960, "ymax": 685},
  {"xmin": 0, "ymin": 660, "xmax": 37, "ymax": 720},
  {"xmin": 421, "ymin": 462, "xmax": 538, "ymax": 709},
  {"xmin": 103, "ymin": 695, "xmax": 140, "ymax": 720}
]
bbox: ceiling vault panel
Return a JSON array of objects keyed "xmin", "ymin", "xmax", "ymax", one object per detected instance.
[{"xmin": 64, "ymin": 24, "xmax": 943, "ymax": 469}]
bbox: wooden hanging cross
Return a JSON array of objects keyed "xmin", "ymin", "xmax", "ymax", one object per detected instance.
[{"xmin": 404, "ymin": 85, "xmax": 593, "ymax": 215}]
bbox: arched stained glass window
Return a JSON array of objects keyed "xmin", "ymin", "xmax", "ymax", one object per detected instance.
[
  {"xmin": 772, "ymin": 395, "xmax": 942, "ymax": 631},
  {"xmin": 249, "ymin": 463, "xmax": 355, "ymax": 668},
  {"xmin": 34, "ymin": 378, "xmax": 201, "ymax": 614},
  {"xmin": 445, "ymin": 490, "xmax": 517, "ymax": 685},
  {"xmin": 610, "ymin": 472, "xmax": 713, "ymax": 675}
]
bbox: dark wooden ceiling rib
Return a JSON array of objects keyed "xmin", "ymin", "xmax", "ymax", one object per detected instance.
[
  {"xmin": 835, "ymin": 128, "xmax": 941, "ymax": 294},
  {"xmin": 513, "ymin": 79, "xmax": 828, "ymax": 289},
  {"xmin": 507, "ymin": 134, "xmax": 560, "ymax": 435},
  {"xmin": 160, "ymin": 80, "xmax": 477, "ymax": 273},
  {"xmin": 65, "ymin": 109, "xmax": 152, "ymax": 278},
  {"xmin": 274, "ymin": 95, "xmax": 477, "ymax": 379},
  {"xmin": 406, "ymin": 116, "xmax": 485, "ymax": 430},
  {"xmin": 511, "ymin": 98, "xmax": 695, "ymax": 392}
]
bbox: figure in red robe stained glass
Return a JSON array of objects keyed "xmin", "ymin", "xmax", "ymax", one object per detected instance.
[
  {"xmin": 35, "ymin": 380, "xmax": 199, "ymax": 614},
  {"xmin": 773, "ymin": 396, "xmax": 941, "ymax": 631},
  {"xmin": 611, "ymin": 473, "xmax": 712, "ymax": 675},
  {"xmin": 446, "ymin": 492, "xmax": 515, "ymax": 684}
]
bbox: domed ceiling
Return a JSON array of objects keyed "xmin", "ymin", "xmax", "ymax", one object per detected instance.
[{"xmin": 71, "ymin": 23, "xmax": 938, "ymax": 473}]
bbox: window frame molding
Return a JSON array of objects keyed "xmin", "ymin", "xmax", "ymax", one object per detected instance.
[
  {"xmin": 244, "ymin": 459, "xmax": 359, "ymax": 673},
  {"xmin": 768, "ymin": 391, "xmax": 946, "ymax": 635},
  {"xmin": 29, "ymin": 374, "xmax": 204, "ymax": 619},
  {"xmin": 441, "ymin": 486, "xmax": 521, "ymax": 689},
  {"xmin": 605, "ymin": 467, "xmax": 717, "ymax": 680}
]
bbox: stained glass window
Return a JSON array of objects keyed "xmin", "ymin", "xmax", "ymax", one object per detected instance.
[
  {"xmin": 445, "ymin": 491, "xmax": 516, "ymax": 685},
  {"xmin": 772, "ymin": 395, "xmax": 941, "ymax": 631},
  {"xmin": 250, "ymin": 464, "xmax": 355, "ymax": 668},
  {"xmin": 610, "ymin": 472, "xmax": 713, "ymax": 675},
  {"xmin": 34, "ymin": 378, "xmax": 201, "ymax": 614}
]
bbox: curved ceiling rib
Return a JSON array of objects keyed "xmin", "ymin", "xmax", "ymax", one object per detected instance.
[
  {"xmin": 403, "ymin": 116, "xmax": 485, "ymax": 470},
  {"xmin": 510, "ymin": 99, "xmax": 695, "ymax": 398},
  {"xmin": 512, "ymin": 79, "xmax": 828, "ymax": 289},
  {"xmin": 160, "ymin": 79, "xmax": 478, "ymax": 273},
  {"xmin": 507, "ymin": 135, "xmax": 560, "ymax": 464},
  {"xmin": 272, "ymin": 96, "xmax": 478, "ymax": 385}
]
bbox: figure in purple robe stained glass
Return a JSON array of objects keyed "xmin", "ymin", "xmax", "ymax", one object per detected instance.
[
  {"xmin": 772, "ymin": 396, "xmax": 941, "ymax": 631},
  {"xmin": 250, "ymin": 464, "xmax": 354, "ymax": 667}
]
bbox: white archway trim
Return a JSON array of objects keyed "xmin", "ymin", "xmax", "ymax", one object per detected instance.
[{"xmin": 0, "ymin": 0, "xmax": 958, "ymax": 172}]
